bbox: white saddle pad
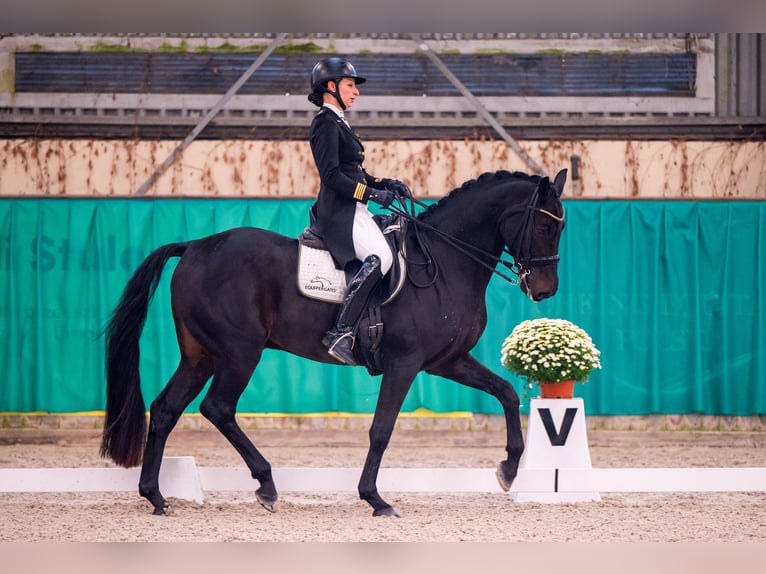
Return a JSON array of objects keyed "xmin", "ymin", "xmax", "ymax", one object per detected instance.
[{"xmin": 297, "ymin": 245, "xmax": 347, "ymax": 303}]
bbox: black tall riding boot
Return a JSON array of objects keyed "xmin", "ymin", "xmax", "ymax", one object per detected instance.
[{"xmin": 322, "ymin": 255, "xmax": 383, "ymax": 365}]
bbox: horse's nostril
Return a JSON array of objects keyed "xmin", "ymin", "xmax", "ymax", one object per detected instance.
[{"xmin": 535, "ymin": 291, "xmax": 552, "ymax": 302}]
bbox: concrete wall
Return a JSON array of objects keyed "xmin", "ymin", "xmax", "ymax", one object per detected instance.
[{"xmin": 1, "ymin": 138, "xmax": 764, "ymax": 199}]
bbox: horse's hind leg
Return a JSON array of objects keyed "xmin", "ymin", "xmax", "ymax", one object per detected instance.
[
  {"xmin": 429, "ymin": 354, "xmax": 524, "ymax": 491},
  {"xmin": 199, "ymin": 354, "xmax": 278, "ymax": 512},
  {"xmin": 139, "ymin": 357, "xmax": 212, "ymax": 515}
]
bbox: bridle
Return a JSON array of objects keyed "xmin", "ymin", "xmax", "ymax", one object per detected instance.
[
  {"xmin": 503, "ymin": 182, "xmax": 565, "ymax": 286},
  {"xmin": 386, "ymin": 181, "xmax": 565, "ymax": 288}
]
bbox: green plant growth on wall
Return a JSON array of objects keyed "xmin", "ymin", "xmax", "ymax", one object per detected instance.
[{"xmin": 0, "ymin": 69, "xmax": 14, "ymax": 94}]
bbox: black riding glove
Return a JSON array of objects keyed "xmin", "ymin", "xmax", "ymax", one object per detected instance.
[
  {"xmin": 366, "ymin": 187, "xmax": 394, "ymax": 208},
  {"xmin": 383, "ymin": 179, "xmax": 412, "ymax": 199}
]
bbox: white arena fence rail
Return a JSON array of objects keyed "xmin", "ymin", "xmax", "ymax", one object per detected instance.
[{"xmin": 1, "ymin": 457, "xmax": 765, "ymax": 504}]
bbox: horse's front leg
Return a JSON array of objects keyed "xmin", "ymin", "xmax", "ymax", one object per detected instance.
[
  {"xmin": 358, "ymin": 366, "xmax": 417, "ymax": 517},
  {"xmin": 428, "ymin": 353, "xmax": 524, "ymax": 491}
]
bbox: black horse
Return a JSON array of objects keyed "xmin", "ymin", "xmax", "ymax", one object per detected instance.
[{"xmin": 100, "ymin": 168, "xmax": 567, "ymax": 517}]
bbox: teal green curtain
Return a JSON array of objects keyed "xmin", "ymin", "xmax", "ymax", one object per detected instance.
[{"xmin": 1, "ymin": 198, "xmax": 764, "ymax": 416}]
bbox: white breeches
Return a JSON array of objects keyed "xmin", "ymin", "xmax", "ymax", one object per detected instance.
[{"xmin": 352, "ymin": 202, "xmax": 393, "ymax": 275}]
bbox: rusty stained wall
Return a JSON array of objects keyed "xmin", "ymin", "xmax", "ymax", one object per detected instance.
[{"xmin": 1, "ymin": 138, "xmax": 764, "ymax": 199}]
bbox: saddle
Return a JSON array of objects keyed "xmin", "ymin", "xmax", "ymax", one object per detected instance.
[
  {"xmin": 297, "ymin": 211, "xmax": 408, "ymax": 376},
  {"xmin": 297, "ymin": 213, "xmax": 407, "ymax": 307}
]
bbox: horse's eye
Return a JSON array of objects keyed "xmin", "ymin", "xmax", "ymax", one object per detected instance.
[{"xmin": 535, "ymin": 224, "xmax": 551, "ymax": 236}]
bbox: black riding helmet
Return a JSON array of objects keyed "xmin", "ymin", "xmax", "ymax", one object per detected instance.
[{"xmin": 308, "ymin": 57, "xmax": 366, "ymax": 110}]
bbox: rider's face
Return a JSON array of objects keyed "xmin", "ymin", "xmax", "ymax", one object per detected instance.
[{"xmin": 328, "ymin": 77, "xmax": 359, "ymax": 110}]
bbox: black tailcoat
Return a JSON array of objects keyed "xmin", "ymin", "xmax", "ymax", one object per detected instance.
[{"xmin": 309, "ymin": 108, "xmax": 386, "ymax": 268}]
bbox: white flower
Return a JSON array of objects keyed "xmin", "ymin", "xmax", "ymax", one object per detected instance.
[{"xmin": 500, "ymin": 318, "xmax": 601, "ymax": 385}]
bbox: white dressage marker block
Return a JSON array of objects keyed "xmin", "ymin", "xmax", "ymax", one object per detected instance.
[{"xmin": 513, "ymin": 397, "xmax": 601, "ymax": 503}]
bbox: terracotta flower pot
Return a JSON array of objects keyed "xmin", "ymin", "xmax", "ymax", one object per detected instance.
[{"xmin": 539, "ymin": 379, "xmax": 575, "ymax": 399}]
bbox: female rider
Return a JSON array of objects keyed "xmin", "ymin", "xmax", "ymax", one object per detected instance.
[{"xmin": 307, "ymin": 57, "xmax": 411, "ymax": 365}]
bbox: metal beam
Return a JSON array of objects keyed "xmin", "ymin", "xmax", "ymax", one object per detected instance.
[
  {"xmin": 135, "ymin": 32, "xmax": 288, "ymax": 196},
  {"xmin": 409, "ymin": 33, "xmax": 545, "ymax": 175}
]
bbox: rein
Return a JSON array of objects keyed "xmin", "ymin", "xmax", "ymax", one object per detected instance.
[{"xmin": 386, "ymin": 184, "xmax": 564, "ymax": 288}]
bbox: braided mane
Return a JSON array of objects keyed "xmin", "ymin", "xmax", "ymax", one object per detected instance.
[{"xmin": 418, "ymin": 170, "xmax": 541, "ymax": 220}]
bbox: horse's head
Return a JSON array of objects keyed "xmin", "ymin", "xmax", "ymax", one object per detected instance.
[{"xmin": 502, "ymin": 169, "xmax": 567, "ymax": 302}]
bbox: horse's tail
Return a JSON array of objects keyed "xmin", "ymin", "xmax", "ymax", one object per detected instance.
[{"xmin": 99, "ymin": 242, "xmax": 188, "ymax": 468}]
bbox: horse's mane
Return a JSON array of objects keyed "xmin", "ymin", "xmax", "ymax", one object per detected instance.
[{"xmin": 418, "ymin": 170, "xmax": 541, "ymax": 221}]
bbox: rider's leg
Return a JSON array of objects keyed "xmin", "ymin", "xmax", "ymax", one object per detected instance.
[
  {"xmin": 323, "ymin": 203, "xmax": 393, "ymax": 365},
  {"xmin": 352, "ymin": 202, "xmax": 393, "ymax": 276}
]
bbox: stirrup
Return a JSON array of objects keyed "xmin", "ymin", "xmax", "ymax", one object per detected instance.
[{"xmin": 325, "ymin": 331, "xmax": 357, "ymax": 366}]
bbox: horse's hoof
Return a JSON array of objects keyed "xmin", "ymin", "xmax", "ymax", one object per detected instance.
[
  {"xmin": 372, "ymin": 507, "xmax": 400, "ymax": 518},
  {"xmin": 496, "ymin": 462, "xmax": 516, "ymax": 492},
  {"xmin": 256, "ymin": 492, "xmax": 278, "ymax": 513},
  {"xmin": 152, "ymin": 503, "xmax": 173, "ymax": 516}
]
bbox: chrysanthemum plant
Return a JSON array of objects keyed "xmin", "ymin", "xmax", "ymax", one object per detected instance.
[{"xmin": 501, "ymin": 318, "xmax": 601, "ymax": 390}]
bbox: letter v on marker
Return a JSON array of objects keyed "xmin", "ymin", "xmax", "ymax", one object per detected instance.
[{"xmin": 537, "ymin": 408, "xmax": 578, "ymax": 446}]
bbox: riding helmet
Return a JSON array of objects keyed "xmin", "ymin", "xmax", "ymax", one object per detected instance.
[{"xmin": 310, "ymin": 57, "xmax": 366, "ymax": 92}]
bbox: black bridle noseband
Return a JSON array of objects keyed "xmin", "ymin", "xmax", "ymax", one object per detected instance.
[{"xmin": 386, "ymin": 182, "xmax": 565, "ymax": 288}]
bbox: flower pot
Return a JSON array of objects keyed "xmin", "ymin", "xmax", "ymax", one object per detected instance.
[{"xmin": 539, "ymin": 379, "xmax": 575, "ymax": 399}]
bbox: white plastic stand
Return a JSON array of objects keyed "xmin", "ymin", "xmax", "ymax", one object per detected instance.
[{"xmin": 512, "ymin": 397, "xmax": 601, "ymax": 503}]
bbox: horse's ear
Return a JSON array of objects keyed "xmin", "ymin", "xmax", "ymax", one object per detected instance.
[
  {"xmin": 536, "ymin": 176, "xmax": 550, "ymax": 200},
  {"xmin": 552, "ymin": 169, "xmax": 567, "ymax": 198}
]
